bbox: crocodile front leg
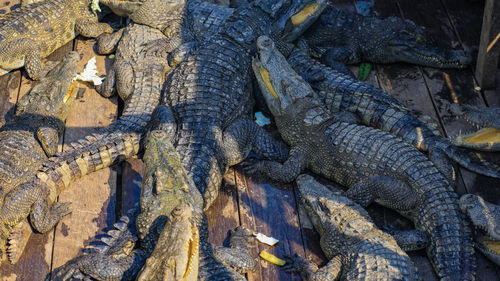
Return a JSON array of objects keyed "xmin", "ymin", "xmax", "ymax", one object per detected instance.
[
  {"xmin": 283, "ymin": 254, "xmax": 342, "ymax": 281},
  {"xmin": 75, "ymin": 19, "xmax": 113, "ymax": 38},
  {"xmin": 222, "ymin": 119, "xmax": 289, "ymax": 167},
  {"xmin": 96, "ymin": 28, "xmax": 125, "ymax": 55},
  {"xmin": 244, "ymin": 146, "xmax": 307, "ymax": 183},
  {"xmin": 212, "ymin": 227, "xmax": 256, "ymax": 274}
]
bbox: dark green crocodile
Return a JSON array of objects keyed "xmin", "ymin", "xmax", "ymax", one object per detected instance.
[
  {"xmin": 283, "ymin": 174, "xmax": 420, "ymax": 280},
  {"xmin": 460, "ymin": 194, "xmax": 500, "ymax": 267},
  {"xmin": 286, "ymin": 41, "xmax": 500, "ymax": 180},
  {"xmin": 49, "ymin": 107, "xmax": 256, "ymax": 281},
  {"xmin": 450, "ymin": 103, "xmax": 500, "ymax": 152},
  {"xmin": 304, "ymin": 5, "xmax": 470, "ymax": 69},
  {"xmin": 0, "ymin": 51, "xmax": 80, "ymax": 262},
  {"xmin": 250, "ymin": 35, "xmax": 475, "ymax": 280},
  {"xmin": 0, "ymin": 0, "xmax": 112, "ymax": 80}
]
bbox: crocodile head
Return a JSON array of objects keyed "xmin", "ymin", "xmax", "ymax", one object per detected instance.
[
  {"xmin": 295, "ymin": 175, "xmax": 337, "ymax": 237},
  {"xmin": 16, "ymin": 51, "xmax": 80, "ymax": 122},
  {"xmin": 365, "ymin": 17, "xmax": 470, "ymax": 68},
  {"xmin": 459, "ymin": 194, "xmax": 500, "ymax": 240},
  {"xmin": 257, "ymin": 0, "xmax": 328, "ymax": 42},
  {"xmin": 252, "ymin": 35, "xmax": 315, "ymax": 118},
  {"xmin": 450, "ymin": 104, "xmax": 500, "ymax": 151},
  {"xmin": 136, "ymin": 130, "xmax": 203, "ymax": 240},
  {"xmin": 137, "ymin": 203, "xmax": 199, "ymax": 281}
]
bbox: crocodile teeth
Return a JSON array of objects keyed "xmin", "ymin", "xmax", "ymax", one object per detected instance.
[
  {"xmin": 101, "ymin": 237, "xmax": 114, "ymax": 245},
  {"xmin": 108, "ymin": 230, "xmax": 122, "ymax": 238},
  {"xmin": 113, "ymin": 222, "xmax": 127, "ymax": 231},
  {"xmin": 120, "ymin": 216, "xmax": 130, "ymax": 224}
]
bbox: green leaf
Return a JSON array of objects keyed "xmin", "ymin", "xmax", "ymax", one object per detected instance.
[{"xmin": 358, "ymin": 63, "xmax": 372, "ymax": 81}]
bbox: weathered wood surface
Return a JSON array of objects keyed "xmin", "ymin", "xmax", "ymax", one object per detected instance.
[
  {"xmin": 0, "ymin": 0, "xmax": 499, "ymax": 280},
  {"xmin": 475, "ymin": 0, "xmax": 500, "ymax": 89}
]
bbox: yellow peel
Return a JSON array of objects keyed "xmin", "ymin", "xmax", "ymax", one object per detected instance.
[
  {"xmin": 259, "ymin": 67, "xmax": 278, "ymax": 99},
  {"xmin": 291, "ymin": 3, "xmax": 320, "ymax": 26},
  {"xmin": 260, "ymin": 250, "xmax": 286, "ymax": 266}
]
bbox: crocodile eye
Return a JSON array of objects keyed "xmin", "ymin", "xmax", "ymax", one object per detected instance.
[
  {"xmin": 416, "ymin": 36, "xmax": 424, "ymax": 43},
  {"xmin": 173, "ymin": 206, "xmax": 183, "ymax": 216}
]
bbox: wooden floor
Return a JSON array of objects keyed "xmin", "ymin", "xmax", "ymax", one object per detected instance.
[{"xmin": 0, "ymin": 0, "xmax": 499, "ymax": 280}]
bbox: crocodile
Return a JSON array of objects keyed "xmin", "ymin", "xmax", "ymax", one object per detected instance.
[
  {"xmin": 286, "ymin": 41, "xmax": 500, "ymax": 180},
  {"xmin": 250, "ymin": 35, "xmax": 476, "ymax": 280},
  {"xmin": 0, "ymin": 0, "xmax": 112, "ymax": 80},
  {"xmin": 49, "ymin": 108, "xmax": 256, "ymax": 280},
  {"xmin": 283, "ymin": 174, "xmax": 420, "ymax": 280},
  {"xmin": 0, "ymin": 51, "xmax": 80, "ymax": 262},
  {"xmin": 303, "ymin": 5, "xmax": 470, "ymax": 69},
  {"xmin": 155, "ymin": 0, "xmax": 326, "ymax": 209},
  {"xmin": 460, "ymin": 194, "xmax": 500, "ymax": 266},
  {"xmin": 450, "ymin": 103, "xmax": 500, "ymax": 151}
]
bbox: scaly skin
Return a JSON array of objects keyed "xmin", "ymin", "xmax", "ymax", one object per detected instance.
[
  {"xmin": 0, "ymin": 52, "xmax": 80, "ymax": 262},
  {"xmin": 304, "ymin": 5, "xmax": 470, "ymax": 69},
  {"xmin": 450, "ymin": 104, "xmax": 500, "ymax": 151},
  {"xmin": 287, "ymin": 43, "xmax": 500, "ymax": 180},
  {"xmin": 250, "ymin": 36, "xmax": 475, "ymax": 280},
  {"xmin": 283, "ymin": 174, "xmax": 420, "ymax": 280},
  {"xmin": 32, "ymin": 0, "xmax": 251, "ymax": 218},
  {"xmin": 50, "ymin": 109, "xmax": 256, "ymax": 280},
  {"xmin": 163, "ymin": 0, "xmax": 326, "ymax": 209},
  {"xmin": 460, "ymin": 194, "xmax": 500, "ymax": 267},
  {"xmin": 0, "ymin": 0, "xmax": 112, "ymax": 80}
]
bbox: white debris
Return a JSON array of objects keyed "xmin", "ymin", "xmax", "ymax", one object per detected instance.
[
  {"xmin": 91, "ymin": 0, "xmax": 101, "ymax": 13},
  {"xmin": 74, "ymin": 57, "xmax": 104, "ymax": 86},
  {"xmin": 255, "ymin": 112, "xmax": 271, "ymax": 126},
  {"xmin": 254, "ymin": 232, "xmax": 279, "ymax": 246}
]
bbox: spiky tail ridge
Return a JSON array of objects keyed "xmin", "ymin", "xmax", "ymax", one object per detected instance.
[{"xmin": 36, "ymin": 129, "xmax": 141, "ymax": 202}]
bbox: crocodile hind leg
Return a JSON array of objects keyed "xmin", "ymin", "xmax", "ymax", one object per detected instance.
[
  {"xmin": 345, "ymin": 175, "xmax": 417, "ymax": 211},
  {"xmin": 283, "ymin": 254, "xmax": 342, "ymax": 281},
  {"xmin": 114, "ymin": 60, "xmax": 134, "ymax": 101},
  {"xmin": 386, "ymin": 228, "xmax": 430, "ymax": 252},
  {"xmin": 243, "ymin": 146, "xmax": 307, "ymax": 183}
]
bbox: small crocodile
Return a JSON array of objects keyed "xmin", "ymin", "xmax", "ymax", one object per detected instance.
[
  {"xmin": 0, "ymin": 51, "xmax": 80, "ymax": 262},
  {"xmin": 287, "ymin": 42, "xmax": 500, "ymax": 180},
  {"xmin": 49, "ymin": 107, "xmax": 256, "ymax": 280},
  {"xmin": 460, "ymin": 194, "xmax": 500, "ymax": 266},
  {"xmin": 250, "ymin": 35, "xmax": 475, "ymax": 280},
  {"xmin": 450, "ymin": 103, "xmax": 500, "ymax": 151},
  {"xmin": 283, "ymin": 174, "xmax": 420, "ymax": 280},
  {"xmin": 304, "ymin": 5, "xmax": 470, "ymax": 69},
  {"xmin": 0, "ymin": 0, "xmax": 112, "ymax": 80}
]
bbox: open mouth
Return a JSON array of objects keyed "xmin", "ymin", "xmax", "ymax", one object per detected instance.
[{"xmin": 454, "ymin": 127, "xmax": 500, "ymax": 150}]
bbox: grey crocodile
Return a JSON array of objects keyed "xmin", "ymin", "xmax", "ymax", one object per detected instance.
[
  {"xmin": 286, "ymin": 42, "xmax": 500, "ymax": 180},
  {"xmin": 157, "ymin": 0, "xmax": 326, "ymax": 209},
  {"xmin": 450, "ymin": 103, "xmax": 500, "ymax": 151},
  {"xmin": 49, "ymin": 107, "xmax": 256, "ymax": 281},
  {"xmin": 283, "ymin": 174, "xmax": 420, "ymax": 280},
  {"xmin": 0, "ymin": 51, "xmax": 80, "ymax": 262},
  {"xmin": 304, "ymin": 5, "xmax": 470, "ymax": 69},
  {"xmin": 460, "ymin": 194, "xmax": 500, "ymax": 266},
  {"xmin": 0, "ymin": 0, "xmax": 112, "ymax": 80},
  {"xmin": 250, "ymin": 35, "xmax": 475, "ymax": 280}
]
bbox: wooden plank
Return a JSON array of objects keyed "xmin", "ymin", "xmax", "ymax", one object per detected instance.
[
  {"xmin": 235, "ymin": 169, "xmax": 304, "ymax": 281},
  {"xmin": 50, "ymin": 39, "xmax": 118, "ymax": 274},
  {"xmin": 120, "ymin": 158, "xmax": 143, "ymax": 217},
  {"xmin": 206, "ymin": 169, "xmax": 240, "ymax": 247},
  {"xmin": 474, "ymin": 0, "xmax": 500, "ymax": 89},
  {"xmin": 392, "ymin": 0, "xmax": 500, "ymax": 278}
]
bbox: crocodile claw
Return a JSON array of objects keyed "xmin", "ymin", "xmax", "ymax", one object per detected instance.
[
  {"xmin": 281, "ymin": 254, "xmax": 303, "ymax": 273},
  {"xmin": 241, "ymin": 160, "xmax": 265, "ymax": 175}
]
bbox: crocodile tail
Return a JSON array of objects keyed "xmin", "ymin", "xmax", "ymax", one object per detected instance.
[
  {"xmin": 436, "ymin": 140, "xmax": 500, "ymax": 178},
  {"xmin": 419, "ymin": 200, "xmax": 476, "ymax": 281},
  {"xmin": 37, "ymin": 129, "xmax": 141, "ymax": 197}
]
